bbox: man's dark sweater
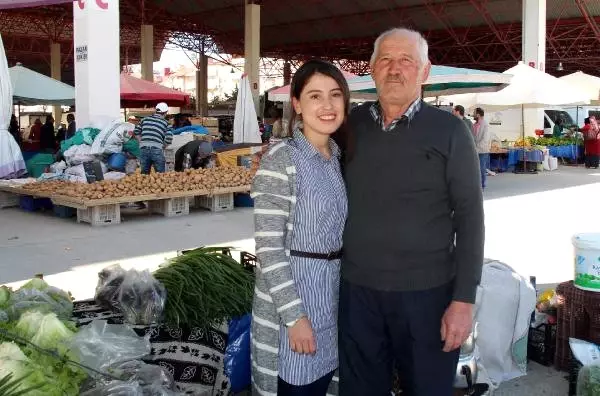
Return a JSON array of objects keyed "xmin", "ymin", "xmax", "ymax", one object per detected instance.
[{"xmin": 342, "ymin": 101, "xmax": 484, "ymax": 303}]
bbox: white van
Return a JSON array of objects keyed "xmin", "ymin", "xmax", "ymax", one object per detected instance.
[
  {"xmin": 561, "ymin": 106, "xmax": 600, "ymax": 127},
  {"xmin": 484, "ymin": 108, "xmax": 575, "ymax": 140}
]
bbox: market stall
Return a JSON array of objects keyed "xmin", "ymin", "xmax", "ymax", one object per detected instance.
[
  {"xmin": 120, "ymin": 74, "xmax": 190, "ymax": 109},
  {"xmin": 0, "ymin": 247, "xmax": 255, "ymax": 395}
]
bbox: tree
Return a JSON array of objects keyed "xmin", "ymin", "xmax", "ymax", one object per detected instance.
[{"xmin": 224, "ymin": 86, "xmax": 238, "ymax": 102}]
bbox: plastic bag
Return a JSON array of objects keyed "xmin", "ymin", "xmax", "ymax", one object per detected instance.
[
  {"xmin": 49, "ymin": 160, "xmax": 68, "ymax": 174},
  {"xmin": 224, "ymin": 314, "xmax": 251, "ymax": 393},
  {"xmin": 64, "ymin": 144, "xmax": 96, "ymax": 166},
  {"xmin": 104, "ymin": 172, "xmax": 127, "ymax": 181},
  {"xmin": 0, "ymin": 310, "xmax": 8, "ymax": 322},
  {"xmin": 95, "ymin": 265, "xmax": 127, "ymax": 310},
  {"xmin": 80, "ymin": 360, "xmax": 180, "ymax": 396},
  {"xmin": 70, "ymin": 320, "xmax": 151, "ymax": 372},
  {"xmin": 571, "ymin": 338, "xmax": 600, "ymax": 396},
  {"xmin": 91, "ymin": 122, "xmax": 135, "ymax": 156},
  {"xmin": 7, "ymin": 287, "xmax": 73, "ymax": 320},
  {"xmin": 118, "ymin": 269, "xmax": 166, "ymax": 325}
]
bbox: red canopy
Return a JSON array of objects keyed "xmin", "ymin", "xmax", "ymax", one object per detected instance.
[{"xmin": 120, "ymin": 73, "xmax": 190, "ymax": 108}]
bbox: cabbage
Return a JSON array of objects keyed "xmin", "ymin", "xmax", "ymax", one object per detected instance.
[
  {"xmin": 0, "ymin": 342, "xmax": 28, "ymax": 361},
  {"xmin": 15, "ymin": 311, "xmax": 45, "ymax": 340},
  {"xmin": 19, "ymin": 278, "xmax": 48, "ymax": 291},
  {"xmin": 0, "ymin": 286, "xmax": 11, "ymax": 306},
  {"xmin": 30, "ymin": 313, "xmax": 74, "ymax": 354}
]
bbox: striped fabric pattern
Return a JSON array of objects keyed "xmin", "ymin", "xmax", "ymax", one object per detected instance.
[
  {"xmin": 279, "ymin": 130, "xmax": 347, "ymax": 385},
  {"xmin": 369, "ymin": 97, "xmax": 422, "ymax": 132},
  {"xmin": 250, "ymin": 131, "xmax": 343, "ymax": 396},
  {"xmin": 134, "ymin": 113, "xmax": 174, "ymax": 148}
]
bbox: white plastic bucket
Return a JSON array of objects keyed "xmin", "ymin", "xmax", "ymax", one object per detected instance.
[{"xmin": 572, "ymin": 233, "xmax": 600, "ymax": 292}]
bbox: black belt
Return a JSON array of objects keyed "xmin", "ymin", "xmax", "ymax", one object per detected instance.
[{"xmin": 289, "ymin": 249, "xmax": 343, "ymax": 261}]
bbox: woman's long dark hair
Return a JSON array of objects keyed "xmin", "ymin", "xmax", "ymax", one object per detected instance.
[{"xmin": 288, "ymin": 59, "xmax": 351, "ymax": 156}]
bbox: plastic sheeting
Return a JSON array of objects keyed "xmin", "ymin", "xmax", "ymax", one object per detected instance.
[{"xmin": 0, "ymin": 34, "xmax": 26, "ymax": 179}]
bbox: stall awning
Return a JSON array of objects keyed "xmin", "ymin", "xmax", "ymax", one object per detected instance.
[
  {"xmin": 120, "ymin": 73, "xmax": 190, "ymax": 108},
  {"xmin": 10, "ymin": 64, "xmax": 75, "ymax": 106}
]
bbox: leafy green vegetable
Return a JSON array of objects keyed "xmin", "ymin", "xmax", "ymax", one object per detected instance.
[
  {"xmin": 0, "ymin": 286, "xmax": 11, "ymax": 307},
  {"xmin": 0, "ymin": 372, "xmax": 44, "ymax": 396},
  {"xmin": 29, "ymin": 313, "xmax": 75, "ymax": 355},
  {"xmin": 15, "ymin": 312, "xmax": 45, "ymax": 340},
  {"xmin": 153, "ymin": 247, "xmax": 254, "ymax": 327},
  {"xmin": 578, "ymin": 364, "xmax": 600, "ymax": 396},
  {"xmin": 19, "ymin": 279, "xmax": 48, "ymax": 292}
]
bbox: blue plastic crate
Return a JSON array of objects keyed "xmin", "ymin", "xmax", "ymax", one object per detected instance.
[
  {"xmin": 53, "ymin": 205, "xmax": 76, "ymax": 218},
  {"xmin": 19, "ymin": 196, "xmax": 53, "ymax": 212},
  {"xmin": 234, "ymin": 193, "xmax": 254, "ymax": 207}
]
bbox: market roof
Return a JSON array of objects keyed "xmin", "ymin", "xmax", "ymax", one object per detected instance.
[{"xmin": 0, "ymin": 0, "xmax": 599, "ymax": 82}]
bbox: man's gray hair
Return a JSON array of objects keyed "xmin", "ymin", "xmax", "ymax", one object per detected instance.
[{"xmin": 369, "ymin": 28, "xmax": 429, "ymax": 69}]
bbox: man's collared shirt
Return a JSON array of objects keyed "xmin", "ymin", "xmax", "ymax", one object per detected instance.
[{"xmin": 370, "ymin": 97, "xmax": 422, "ymax": 132}]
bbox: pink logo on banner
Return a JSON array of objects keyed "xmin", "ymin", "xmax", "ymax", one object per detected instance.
[{"xmin": 76, "ymin": 0, "xmax": 109, "ymax": 10}]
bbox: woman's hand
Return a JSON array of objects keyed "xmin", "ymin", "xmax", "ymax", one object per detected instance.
[{"xmin": 288, "ymin": 316, "xmax": 316, "ymax": 355}]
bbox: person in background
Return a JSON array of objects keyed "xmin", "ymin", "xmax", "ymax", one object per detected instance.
[
  {"xmin": 453, "ymin": 105, "xmax": 473, "ymax": 136},
  {"xmin": 339, "ymin": 28, "xmax": 484, "ymax": 396},
  {"xmin": 66, "ymin": 114, "xmax": 76, "ymax": 140},
  {"xmin": 25, "ymin": 118, "xmax": 42, "ymax": 151},
  {"xmin": 181, "ymin": 114, "xmax": 192, "ymax": 127},
  {"xmin": 251, "ymin": 59, "xmax": 350, "ymax": 396},
  {"xmin": 271, "ymin": 108, "xmax": 285, "ymax": 139},
  {"xmin": 134, "ymin": 102, "xmax": 173, "ymax": 174},
  {"xmin": 582, "ymin": 117, "xmax": 600, "ymax": 168},
  {"xmin": 553, "ymin": 117, "xmax": 564, "ymax": 138},
  {"xmin": 40, "ymin": 115, "xmax": 56, "ymax": 153},
  {"xmin": 474, "ymin": 107, "xmax": 491, "ymax": 189},
  {"xmin": 56, "ymin": 123, "xmax": 67, "ymax": 145},
  {"xmin": 174, "ymin": 140, "xmax": 213, "ymax": 171},
  {"xmin": 9, "ymin": 114, "xmax": 20, "ymax": 145}
]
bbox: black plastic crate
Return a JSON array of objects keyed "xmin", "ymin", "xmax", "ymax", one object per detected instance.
[
  {"xmin": 528, "ymin": 323, "xmax": 557, "ymax": 366},
  {"xmin": 240, "ymin": 251, "xmax": 256, "ymax": 273},
  {"xmin": 19, "ymin": 196, "xmax": 53, "ymax": 212},
  {"xmin": 569, "ymin": 358, "xmax": 583, "ymax": 396}
]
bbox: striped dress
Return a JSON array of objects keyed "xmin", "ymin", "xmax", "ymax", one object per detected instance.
[{"xmin": 250, "ymin": 129, "xmax": 346, "ymax": 395}]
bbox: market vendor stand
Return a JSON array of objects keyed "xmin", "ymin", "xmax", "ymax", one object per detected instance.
[{"xmin": 0, "ymin": 183, "xmax": 250, "ymax": 226}]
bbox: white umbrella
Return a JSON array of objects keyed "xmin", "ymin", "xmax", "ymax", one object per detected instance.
[
  {"xmin": 559, "ymin": 71, "xmax": 600, "ymax": 103},
  {"xmin": 233, "ymin": 75, "xmax": 262, "ymax": 144},
  {"xmin": 0, "ymin": 34, "xmax": 26, "ymax": 179},
  {"xmin": 10, "ymin": 63, "xmax": 75, "ymax": 106},
  {"xmin": 468, "ymin": 62, "xmax": 589, "ymax": 108}
]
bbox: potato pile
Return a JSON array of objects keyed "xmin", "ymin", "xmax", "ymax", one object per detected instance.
[{"xmin": 20, "ymin": 167, "xmax": 253, "ymax": 200}]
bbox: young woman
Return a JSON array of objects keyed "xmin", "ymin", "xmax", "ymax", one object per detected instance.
[{"xmin": 250, "ymin": 60, "xmax": 350, "ymax": 396}]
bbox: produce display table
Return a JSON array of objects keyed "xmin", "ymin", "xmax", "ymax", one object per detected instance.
[
  {"xmin": 548, "ymin": 145, "xmax": 583, "ymax": 161},
  {"xmin": 72, "ymin": 299, "xmax": 232, "ymax": 396},
  {"xmin": 507, "ymin": 148, "xmax": 544, "ymax": 166},
  {"xmin": 0, "ymin": 184, "xmax": 250, "ymax": 225}
]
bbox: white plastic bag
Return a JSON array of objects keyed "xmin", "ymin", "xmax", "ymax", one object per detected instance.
[
  {"xmin": 104, "ymin": 172, "xmax": 126, "ymax": 181},
  {"xmin": 64, "ymin": 144, "xmax": 96, "ymax": 166},
  {"xmin": 50, "ymin": 160, "xmax": 68, "ymax": 174},
  {"xmin": 70, "ymin": 320, "xmax": 151, "ymax": 372},
  {"xmin": 91, "ymin": 122, "xmax": 135, "ymax": 156}
]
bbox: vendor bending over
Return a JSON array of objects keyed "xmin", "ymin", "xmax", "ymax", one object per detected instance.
[
  {"xmin": 134, "ymin": 102, "xmax": 173, "ymax": 174},
  {"xmin": 174, "ymin": 140, "xmax": 214, "ymax": 171}
]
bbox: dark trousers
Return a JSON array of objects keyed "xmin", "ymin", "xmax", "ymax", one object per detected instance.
[
  {"xmin": 277, "ymin": 371, "xmax": 335, "ymax": 396},
  {"xmin": 585, "ymin": 154, "xmax": 599, "ymax": 168},
  {"xmin": 478, "ymin": 153, "xmax": 489, "ymax": 188},
  {"xmin": 338, "ymin": 280, "xmax": 459, "ymax": 396}
]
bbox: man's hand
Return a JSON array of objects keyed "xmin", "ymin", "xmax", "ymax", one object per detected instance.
[
  {"xmin": 288, "ymin": 316, "xmax": 316, "ymax": 355},
  {"xmin": 441, "ymin": 301, "xmax": 473, "ymax": 352}
]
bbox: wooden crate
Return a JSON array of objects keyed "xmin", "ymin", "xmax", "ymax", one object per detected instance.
[{"xmin": 77, "ymin": 204, "xmax": 121, "ymax": 226}]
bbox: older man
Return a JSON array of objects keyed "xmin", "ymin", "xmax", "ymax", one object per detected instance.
[{"xmin": 339, "ymin": 28, "xmax": 485, "ymax": 396}]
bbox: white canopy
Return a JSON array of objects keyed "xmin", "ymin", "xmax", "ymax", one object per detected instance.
[
  {"xmin": 233, "ymin": 75, "xmax": 262, "ymax": 144},
  {"xmin": 559, "ymin": 71, "xmax": 600, "ymax": 103},
  {"xmin": 10, "ymin": 63, "xmax": 75, "ymax": 106},
  {"xmin": 0, "ymin": 35, "xmax": 26, "ymax": 179},
  {"xmin": 453, "ymin": 62, "xmax": 589, "ymax": 108}
]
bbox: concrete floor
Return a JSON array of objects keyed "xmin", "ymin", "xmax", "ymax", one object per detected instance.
[{"xmin": 3, "ymin": 165, "xmax": 599, "ymax": 395}]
